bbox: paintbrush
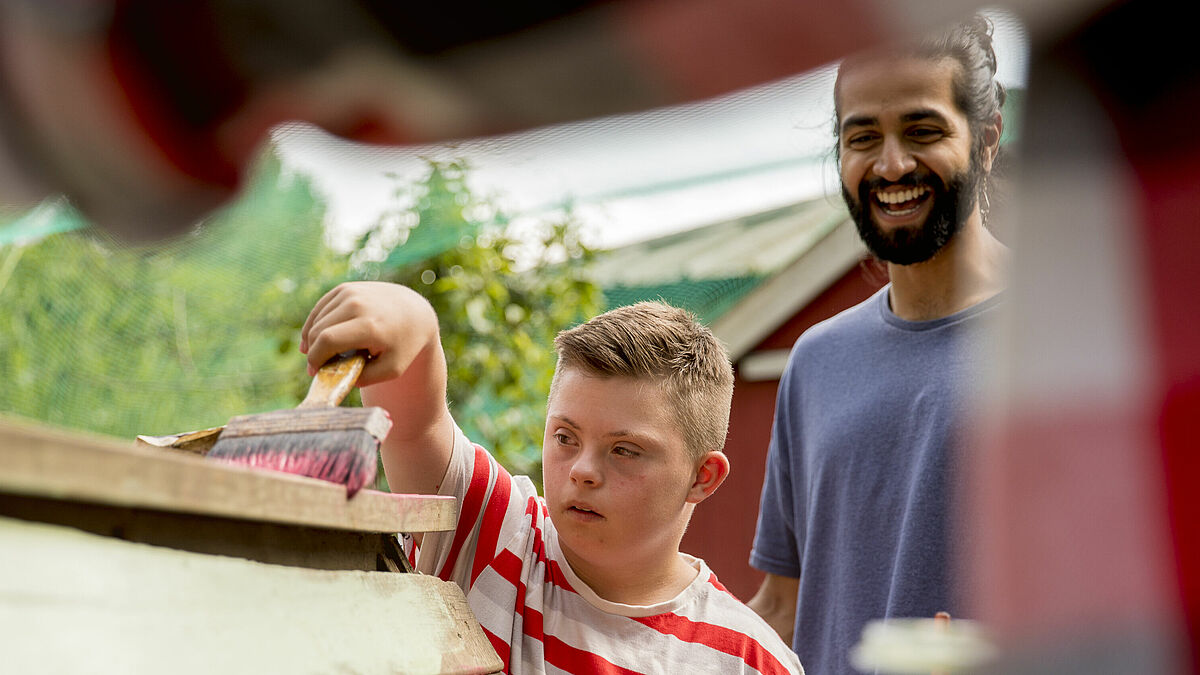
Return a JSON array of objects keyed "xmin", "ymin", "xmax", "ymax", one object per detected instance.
[{"xmin": 206, "ymin": 350, "xmax": 390, "ymax": 497}]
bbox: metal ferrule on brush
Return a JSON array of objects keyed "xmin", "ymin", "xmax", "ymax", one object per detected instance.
[{"xmin": 219, "ymin": 407, "xmax": 392, "ymax": 440}]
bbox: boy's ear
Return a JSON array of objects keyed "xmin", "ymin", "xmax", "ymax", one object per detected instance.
[{"xmin": 686, "ymin": 451, "xmax": 730, "ymax": 505}]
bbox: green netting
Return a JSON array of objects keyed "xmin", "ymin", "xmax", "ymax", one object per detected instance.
[
  {"xmin": 379, "ymin": 159, "xmax": 491, "ymax": 270},
  {"xmin": 601, "ymin": 274, "xmax": 768, "ymax": 325},
  {"xmin": 0, "ymin": 155, "xmax": 344, "ymax": 440},
  {"xmin": 382, "ymin": 219, "xmax": 476, "ymax": 268},
  {"xmin": 0, "ymin": 198, "xmax": 88, "ymax": 246}
]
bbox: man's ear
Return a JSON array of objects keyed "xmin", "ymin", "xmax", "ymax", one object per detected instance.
[
  {"xmin": 981, "ymin": 112, "xmax": 1003, "ymax": 172},
  {"xmin": 686, "ymin": 451, "xmax": 731, "ymax": 504}
]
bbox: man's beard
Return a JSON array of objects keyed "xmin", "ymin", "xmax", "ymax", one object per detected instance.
[{"xmin": 842, "ymin": 159, "xmax": 983, "ymax": 265}]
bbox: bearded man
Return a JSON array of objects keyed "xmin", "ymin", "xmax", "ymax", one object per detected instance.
[{"xmin": 746, "ymin": 15, "xmax": 1008, "ymax": 675}]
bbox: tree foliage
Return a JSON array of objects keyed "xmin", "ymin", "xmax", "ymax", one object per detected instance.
[{"xmin": 353, "ymin": 159, "xmax": 602, "ymax": 479}]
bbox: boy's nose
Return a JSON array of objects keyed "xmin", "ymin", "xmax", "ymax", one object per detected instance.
[
  {"xmin": 874, "ymin": 137, "xmax": 917, "ymax": 182},
  {"xmin": 569, "ymin": 453, "xmax": 602, "ymax": 486}
]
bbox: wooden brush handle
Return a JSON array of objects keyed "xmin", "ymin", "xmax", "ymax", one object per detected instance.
[{"xmin": 297, "ymin": 350, "xmax": 368, "ymax": 409}]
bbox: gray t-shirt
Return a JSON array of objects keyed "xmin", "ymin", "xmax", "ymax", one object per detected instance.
[{"xmin": 750, "ymin": 285, "xmax": 1001, "ymax": 675}]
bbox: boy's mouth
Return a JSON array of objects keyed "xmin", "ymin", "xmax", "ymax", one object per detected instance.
[{"xmin": 567, "ymin": 504, "xmax": 604, "ymax": 520}]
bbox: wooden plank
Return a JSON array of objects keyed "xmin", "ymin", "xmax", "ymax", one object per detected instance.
[
  {"xmin": 0, "ymin": 516, "xmax": 502, "ymax": 675},
  {"xmin": 0, "ymin": 416, "xmax": 457, "ymax": 534}
]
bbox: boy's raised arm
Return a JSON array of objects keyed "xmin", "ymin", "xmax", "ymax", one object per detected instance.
[{"xmin": 300, "ymin": 282, "xmax": 455, "ymax": 496}]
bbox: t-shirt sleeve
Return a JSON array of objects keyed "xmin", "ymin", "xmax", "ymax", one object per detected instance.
[
  {"xmin": 412, "ymin": 423, "xmax": 526, "ymax": 589},
  {"xmin": 750, "ymin": 353, "xmax": 803, "ymax": 578}
]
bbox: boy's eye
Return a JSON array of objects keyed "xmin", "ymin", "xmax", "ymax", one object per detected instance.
[
  {"xmin": 553, "ymin": 433, "xmax": 575, "ymax": 445},
  {"xmin": 613, "ymin": 446, "xmax": 640, "ymax": 458}
]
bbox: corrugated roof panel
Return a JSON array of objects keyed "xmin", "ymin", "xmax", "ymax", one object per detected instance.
[{"xmin": 589, "ymin": 196, "xmax": 849, "ymax": 286}]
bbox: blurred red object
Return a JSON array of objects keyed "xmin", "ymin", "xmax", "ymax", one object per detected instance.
[{"xmin": 0, "ymin": 0, "xmax": 881, "ymax": 240}]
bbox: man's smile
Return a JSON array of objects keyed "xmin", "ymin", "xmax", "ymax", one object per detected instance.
[{"xmin": 874, "ymin": 185, "xmax": 931, "ymax": 216}]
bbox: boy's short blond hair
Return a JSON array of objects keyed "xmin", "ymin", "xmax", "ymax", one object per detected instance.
[{"xmin": 552, "ymin": 301, "xmax": 734, "ymax": 461}]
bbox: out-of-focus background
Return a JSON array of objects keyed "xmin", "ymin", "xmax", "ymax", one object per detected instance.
[
  {"xmin": 0, "ymin": 6, "xmax": 1028, "ymax": 487},
  {"xmin": 3, "ymin": 0, "xmax": 1200, "ymax": 673},
  {"xmin": 0, "ymin": 9, "xmax": 1030, "ymax": 605}
]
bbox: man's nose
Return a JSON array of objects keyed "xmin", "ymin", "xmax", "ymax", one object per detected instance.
[{"xmin": 873, "ymin": 136, "xmax": 917, "ymax": 182}]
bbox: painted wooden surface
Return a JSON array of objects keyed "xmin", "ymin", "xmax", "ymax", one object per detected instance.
[
  {"xmin": 0, "ymin": 415, "xmax": 456, "ymax": 534},
  {"xmin": 0, "ymin": 515, "xmax": 502, "ymax": 674}
]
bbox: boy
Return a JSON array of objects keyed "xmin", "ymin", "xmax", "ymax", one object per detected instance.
[{"xmin": 300, "ymin": 281, "xmax": 804, "ymax": 674}]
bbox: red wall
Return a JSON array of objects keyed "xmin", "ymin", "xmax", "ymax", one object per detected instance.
[{"xmin": 681, "ymin": 259, "xmax": 886, "ymax": 600}]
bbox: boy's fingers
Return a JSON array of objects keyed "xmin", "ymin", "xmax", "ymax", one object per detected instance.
[
  {"xmin": 300, "ymin": 294, "xmax": 331, "ymax": 353},
  {"xmin": 305, "ymin": 321, "xmax": 368, "ymax": 374},
  {"xmin": 303, "ymin": 305, "xmax": 353, "ymax": 351},
  {"xmin": 303, "ymin": 295, "xmax": 374, "ymax": 364},
  {"xmin": 300, "ymin": 284, "xmax": 351, "ymax": 353},
  {"xmin": 302, "ymin": 282, "xmax": 417, "ymax": 383},
  {"xmin": 306, "ymin": 314, "xmax": 397, "ymax": 378}
]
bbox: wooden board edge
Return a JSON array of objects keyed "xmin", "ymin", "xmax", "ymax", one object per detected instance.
[{"xmin": 0, "ymin": 417, "xmax": 458, "ymax": 534}]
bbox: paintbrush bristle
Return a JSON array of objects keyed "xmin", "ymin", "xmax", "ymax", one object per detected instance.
[
  {"xmin": 209, "ymin": 431, "xmax": 379, "ymax": 496},
  {"xmin": 208, "ymin": 407, "xmax": 391, "ymax": 498}
]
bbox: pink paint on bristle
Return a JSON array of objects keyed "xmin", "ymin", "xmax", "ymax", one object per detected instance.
[
  {"xmin": 210, "ymin": 434, "xmax": 378, "ymax": 497},
  {"xmin": 207, "ymin": 408, "xmax": 389, "ymax": 498}
]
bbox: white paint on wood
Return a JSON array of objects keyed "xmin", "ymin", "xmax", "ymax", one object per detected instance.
[{"xmin": 0, "ymin": 516, "xmax": 502, "ymax": 675}]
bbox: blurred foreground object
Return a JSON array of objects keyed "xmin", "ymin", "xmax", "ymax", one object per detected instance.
[
  {"xmin": 849, "ymin": 617, "xmax": 996, "ymax": 674},
  {"xmin": 968, "ymin": 0, "xmax": 1200, "ymax": 673},
  {"xmin": 11, "ymin": 0, "xmax": 1200, "ymax": 672},
  {"xmin": 0, "ymin": 0, "xmax": 887, "ymax": 240}
]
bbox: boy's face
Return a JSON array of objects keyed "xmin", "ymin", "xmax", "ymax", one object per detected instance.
[{"xmin": 542, "ymin": 368, "xmax": 700, "ymax": 576}]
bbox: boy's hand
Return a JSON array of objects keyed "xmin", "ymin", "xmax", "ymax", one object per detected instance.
[
  {"xmin": 300, "ymin": 281, "xmax": 453, "ymax": 497},
  {"xmin": 300, "ymin": 282, "xmax": 436, "ymax": 387}
]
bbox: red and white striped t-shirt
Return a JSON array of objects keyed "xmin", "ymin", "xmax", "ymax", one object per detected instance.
[{"xmin": 410, "ymin": 426, "xmax": 805, "ymax": 675}]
